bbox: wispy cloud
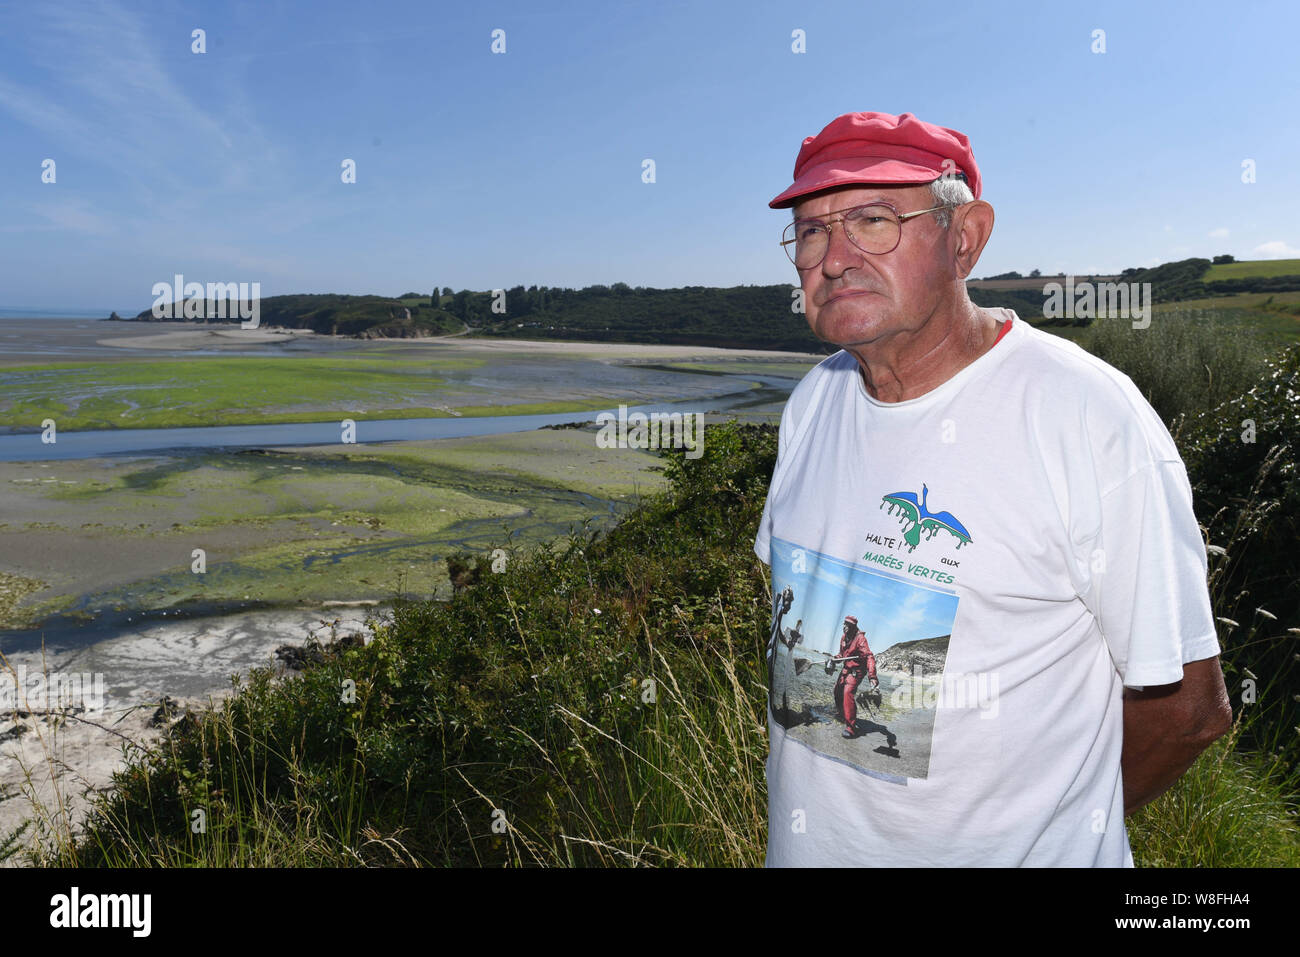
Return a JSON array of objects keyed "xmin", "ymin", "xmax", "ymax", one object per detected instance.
[
  {"xmin": 1252, "ymin": 240, "xmax": 1300, "ymax": 258},
  {"xmin": 183, "ymin": 242, "xmax": 316, "ymax": 280},
  {"xmin": 0, "ymin": 1, "xmax": 275, "ymax": 212},
  {"xmin": 27, "ymin": 197, "xmax": 115, "ymax": 235}
]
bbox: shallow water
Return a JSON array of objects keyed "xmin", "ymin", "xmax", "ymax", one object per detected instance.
[
  {"xmin": 0, "ymin": 318, "xmax": 800, "ymax": 459},
  {"xmin": 0, "ymin": 378, "xmax": 792, "ymax": 462}
]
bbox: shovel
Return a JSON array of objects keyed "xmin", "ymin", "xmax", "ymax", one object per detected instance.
[{"xmin": 793, "ymin": 651, "xmax": 861, "ymax": 676}]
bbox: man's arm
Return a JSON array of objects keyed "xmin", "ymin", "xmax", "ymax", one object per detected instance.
[
  {"xmin": 1121, "ymin": 655, "xmax": 1232, "ymax": 816},
  {"xmin": 859, "ymin": 637, "xmax": 878, "ymax": 685}
]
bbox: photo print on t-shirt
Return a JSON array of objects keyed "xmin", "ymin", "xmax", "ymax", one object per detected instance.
[{"xmin": 766, "ymin": 536, "xmax": 960, "ymax": 783}]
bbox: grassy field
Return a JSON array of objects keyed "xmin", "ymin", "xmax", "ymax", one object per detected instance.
[
  {"xmin": 1204, "ymin": 258, "xmax": 1300, "ymax": 281},
  {"xmin": 1029, "ymin": 294, "xmax": 1300, "ymax": 347},
  {"xmin": 970, "ymin": 260, "xmax": 1300, "ymax": 286},
  {"xmin": 1153, "ymin": 295, "xmax": 1300, "ymax": 343},
  {"xmin": 969, "ymin": 275, "xmax": 1119, "ymax": 290}
]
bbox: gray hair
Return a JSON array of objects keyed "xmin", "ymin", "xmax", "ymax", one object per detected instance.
[{"xmin": 928, "ymin": 175, "xmax": 975, "ymax": 228}]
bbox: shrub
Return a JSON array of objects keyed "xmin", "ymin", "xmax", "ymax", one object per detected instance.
[{"xmin": 1080, "ymin": 308, "xmax": 1272, "ymax": 430}]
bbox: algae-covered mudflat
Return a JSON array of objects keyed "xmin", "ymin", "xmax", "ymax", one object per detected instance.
[
  {"xmin": 0, "ymin": 320, "xmax": 816, "ymax": 432},
  {"xmin": 0, "ymin": 353, "xmax": 662, "ymax": 432},
  {"xmin": 0, "ymin": 355, "xmax": 498, "ymax": 431},
  {"xmin": 0, "ymin": 319, "xmax": 809, "ymax": 644},
  {"xmin": 0, "ymin": 426, "xmax": 666, "ymax": 635}
]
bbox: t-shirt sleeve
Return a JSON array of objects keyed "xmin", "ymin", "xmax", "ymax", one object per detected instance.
[
  {"xmin": 753, "ymin": 406, "xmax": 791, "ymax": 566},
  {"xmin": 1082, "ymin": 460, "xmax": 1221, "ymax": 688},
  {"xmin": 754, "ymin": 492, "xmax": 774, "ymax": 565}
]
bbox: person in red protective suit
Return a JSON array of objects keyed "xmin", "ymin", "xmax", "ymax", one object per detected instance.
[{"xmin": 831, "ymin": 615, "xmax": 879, "ymax": 738}]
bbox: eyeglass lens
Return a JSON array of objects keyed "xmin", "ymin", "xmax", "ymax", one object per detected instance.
[{"xmin": 784, "ymin": 205, "xmax": 902, "ymax": 267}]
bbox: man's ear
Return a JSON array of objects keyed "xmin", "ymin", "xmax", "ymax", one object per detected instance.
[{"xmin": 950, "ymin": 200, "xmax": 994, "ymax": 281}]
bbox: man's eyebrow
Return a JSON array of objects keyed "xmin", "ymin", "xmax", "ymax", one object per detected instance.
[{"xmin": 791, "ymin": 194, "xmax": 899, "ymax": 220}]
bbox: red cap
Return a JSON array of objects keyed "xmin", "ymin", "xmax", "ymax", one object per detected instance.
[
  {"xmin": 844, "ymin": 615, "xmax": 858, "ymax": 626},
  {"xmin": 769, "ymin": 111, "xmax": 981, "ymax": 209}
]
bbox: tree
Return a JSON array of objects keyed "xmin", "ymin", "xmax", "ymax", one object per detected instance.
[
  {"xmin": 1029, "ymin": 268, "xmax": 1041, "ymax": 278},
  {"xmin": 1212, "ymin": 254, "xmax": 1235, "ymax": 265}
]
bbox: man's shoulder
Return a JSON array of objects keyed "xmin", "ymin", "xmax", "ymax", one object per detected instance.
[
  {"xmin": 1009, "ymin": 319, "xmax": 1134, "ymax": 395},
  {"xmin": 791, "ymin": 349, "xmax": 857, "ymax": 390},
  {"xmin": 1008, "ymin": 320, "xmax": 1183, "ymax": 468},
  {"xmin": 780, "ymin": 349, "xmax": 856, "ymax": 425}
]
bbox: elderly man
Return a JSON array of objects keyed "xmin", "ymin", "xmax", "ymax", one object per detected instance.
[{"xmin": 753, "ymin": 111, "xmax": 1231, "ymax": 867}]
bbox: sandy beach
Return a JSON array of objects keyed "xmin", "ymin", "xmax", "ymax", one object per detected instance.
[
  {"xmin": 1, "ymin": 602, "xmax": 381, "ymax": 861},
  {"xmin": 94, "ymin": 321, "xmax": 822, "ymax": 362},
  {"xmin": 97, "ymin": 324, "xmax": 320, "ymax": 351}
]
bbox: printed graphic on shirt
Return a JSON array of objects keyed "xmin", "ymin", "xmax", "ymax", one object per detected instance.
[
  {"xmin": 767, "ymin": 536, "xmax": 970, "ymax": 783},
  {"xmin": 880, "ymin": 483, "xmax": 972, "ymax": 553}
]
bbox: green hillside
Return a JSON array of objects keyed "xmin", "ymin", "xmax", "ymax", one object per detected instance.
[{"xmin": 1205, "ymin": 258, "xmax": 1300, "ymax": 281}]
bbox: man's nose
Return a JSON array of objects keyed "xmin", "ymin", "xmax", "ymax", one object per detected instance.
[{"xmin": 821, "ymin": 221, "xmax": 863, "ymax": 275}]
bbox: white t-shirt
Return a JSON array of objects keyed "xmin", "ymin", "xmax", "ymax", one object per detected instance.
[{"xmin": 753, "ymin": 309, "xmax": 1220, "ymax": 867}]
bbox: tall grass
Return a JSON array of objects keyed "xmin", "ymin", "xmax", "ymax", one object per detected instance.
[
  {"xmin": 1079, "ymin": 312, "xmax": 1300, "ymax": 861},
  {"xmin": 1080, "ymin": 308, "xmax": 1272, "ymax": 432},
  {"xmin": 1125, "ymin": 447, "xmax": 1300, "ymax": 866},
  {"xmin": 1127, "ymin": 719, "xmax": 1300, "ymax": 866}
]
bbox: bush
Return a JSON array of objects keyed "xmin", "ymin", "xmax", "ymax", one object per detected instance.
[
  {"xmin": 1179, "ymin": 343, "xmax": 1300, "ymax": 770},
  {"xmin": 1080, "ymin": 308, "xmax": 1273, "ymax": 430}
]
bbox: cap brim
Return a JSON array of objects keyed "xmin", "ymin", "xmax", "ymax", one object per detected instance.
[{"xmin": 769, "ymin": 157, "xmax": 943, "ymax": 209}]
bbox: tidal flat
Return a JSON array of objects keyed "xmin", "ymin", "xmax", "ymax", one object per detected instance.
[
  {"xmin": 0, "ymin": 320, "xmax": 816, "ymax": 432},
  {"xmin": 0, "ymin": 427, "xmax": 667, "ymax": 636},
  {"xmin": 0, "ymin": 319, "xmax": 814, "ymax": 643},
  {"xmin": 0, "ymin": 354, "xmax": 644, "ymax": 432}
]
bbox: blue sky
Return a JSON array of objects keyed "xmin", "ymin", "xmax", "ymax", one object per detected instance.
[{"xmin": 1, "ymin": 0, "xmax": 1296, "ymax": 313}]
